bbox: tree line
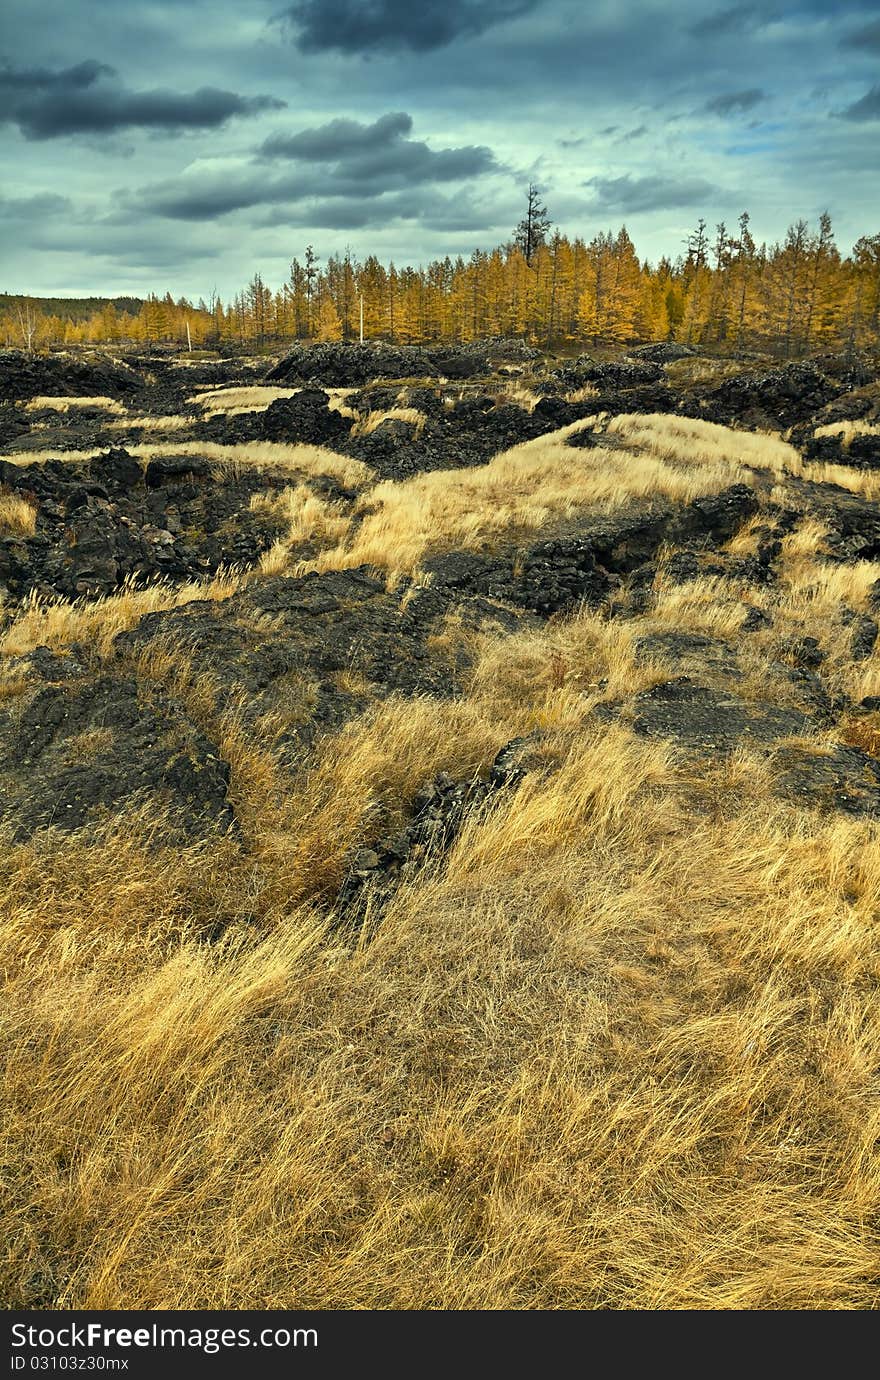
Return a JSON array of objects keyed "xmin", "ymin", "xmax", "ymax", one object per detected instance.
[{"xmin": 3, "ymin": 210, "xmax": 878, "ymax": 358}]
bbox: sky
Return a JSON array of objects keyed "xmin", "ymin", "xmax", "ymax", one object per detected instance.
[{"xmin": 1, "ymin": 0, "xmax": 878, "ymax": 300}]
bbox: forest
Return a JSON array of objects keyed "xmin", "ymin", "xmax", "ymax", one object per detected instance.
[{"xmin": 3, "ymin": 210, "xmax": 879, "ymax": 357}]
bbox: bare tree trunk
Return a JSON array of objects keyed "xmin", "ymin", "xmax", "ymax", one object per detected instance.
[{"xmin": 17, "ymin": 302, "xmax": 37, "ymax": 354}]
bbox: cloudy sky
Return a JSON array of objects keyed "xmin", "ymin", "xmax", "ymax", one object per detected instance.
[{"xmin": 2, "ymin": 0, "xmax": 878, "ymax": 299}]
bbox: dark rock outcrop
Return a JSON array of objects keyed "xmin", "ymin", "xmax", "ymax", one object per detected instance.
[
  {"xmin": 112, "ymin": 566, "xmax": 522, "ymax": 754},
  {"xmin": 631, "ymin": 342, "xmax": 696, "ymax": 363},
  {"xmin": 0, "ymin": 675, "xmax": 234, "ymax": 842},
  {"xmin": 551, "ymin": 355, "xmax": 665, "ymax": 390},
  {"xmin": 0, "ymin": 447, "xmax": 284, "ymax": 599},
  {"xmin": 626, "ymin": 677, "xmax": 811, "ymax": 750},
  {"xmin": 689, "ymin": 363, "xmax": 840, "ymax": 429},
  {"xmin": 773, "ymin": 743, "xmax": 880, "ymax": 817},
  {"xmin": 0, "ymin": 350, "xmax": 145, "ymax": 403},
  {"xmin": 266, "ymin": 341, "xmax": 532, "ymax": 388},
  {"xmin": 421, "ymin": 485, "xmax": 758, "ymax": 617},
  {"xmin": 803, "ymin": 431, "xmax": 880, "ymax": 470},
  {"xmin": 261, "ymin": 389, "xmax": 353, "ymax": 446}
]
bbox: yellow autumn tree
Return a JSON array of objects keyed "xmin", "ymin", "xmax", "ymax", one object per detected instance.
[{"xmin": 315, "ymin": 294, "xmax": 342, "ymax": 342}]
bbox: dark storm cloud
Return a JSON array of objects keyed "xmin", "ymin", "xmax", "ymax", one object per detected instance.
[
  {"xmin": 259, "ymin": 112, "xmax": 413, "ymax": 160},
  {"xmin": 705, "ymin": 88, "xmax": 765, "ymax": 115},
  {"xmin": 277, "ymin": 0, "xmax": 541, "ymax": 54},
  {"xmin": 840, "ymin": 18, "xmax": 880, "ymax": 53},
  {"xmin": 259, "ymin": 112, "xmax": 497, "ymax": 190},
  {"xmin": 135, "ymin": 111, "xmax": 498, "ymax": 220},
  {"xmin": 134, "ymin": 110, "xmax": 499, "ymax": 220},
  {"xmin": 839, "ymin": 85, "xmax": 880, "ymax": 121},
  {"xmin": 145, "ymin": 176, "xmax": 501, "ymax": 233},
  {"xmin": 141, "ymin": 150, "xmax": 497, "ymax": 218},
  {"xmin": 689, "ymin": 4, "xmax": 761, "ymax": 38},
  {"xmin": 0, "ymin": 59, "xmax": 113, "ymax": 92},
  {"xmin": 138, "ymin": 175, "xmax": 287, "ymax": 220},
  {"xmin": 583, "ymin": 174, "xmax": 720, "ymax": 214},
  {"xmin": 0, "ymin": 58, "xmax": 284, "ymax": 139},
  {"xmin": 259, "ymin": 184, "xmax": 501, "ymax": 232}
]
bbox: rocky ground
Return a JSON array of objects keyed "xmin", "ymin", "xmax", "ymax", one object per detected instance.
[
  {"xmin": 3, "ymin": 339, "xmax": 880, "ymax": 1309},
  {"xmin": 1, "ymin": 340, "xmax": 879, "ymax": 890}
]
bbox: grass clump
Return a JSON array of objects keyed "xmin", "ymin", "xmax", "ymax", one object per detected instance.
[
  {"xmin": 0, "ymin": 494, "xmax": 37, "ymax": 536},
  {"xmin": 24, "ymin": 395, "xmax": 127, "ymax": 415},
  {"xmin": 303, "ymin": 418, "xmax": 752, "ymax": 583}
]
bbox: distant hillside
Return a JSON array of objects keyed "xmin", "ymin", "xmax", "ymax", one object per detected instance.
[{"xmin": 0, "ymin": 292, "xmax": 144, "ymax": 322}]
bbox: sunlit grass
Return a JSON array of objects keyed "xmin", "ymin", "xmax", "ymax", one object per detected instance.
[
  {"xmin": 0, "ymin": 494, "xmax": 37, "ymax": 536},
  {"xmin": 24, "ymin": 395, "xmax": 127, "ymax": 415},
  {"xmin": 2, "ymin": 407, "xmax": 880, "ymax": 1309}
]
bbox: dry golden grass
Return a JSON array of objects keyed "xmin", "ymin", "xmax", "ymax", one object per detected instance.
[
  {"xmin": 790, "ymin": 462, "xmax": 880, "ymax": 503},
  {"xmin": 350, "ymin": 407, "xmax": 426, "ymax": 438},
  {"xmin": 182, "ymin": 384, "xmax": 357, "ymax": 420},
  {"xmin": 3, "ymin": 656, "xmax": 880, "ymax": 1307},
  {"xmin": 610, "ymin": 412, "xmax": 880, "ymax": 501},
  {"xmin": 813, "ymin": 420, "xmax": 880, "ymax": 445},
  {"xmin": 3, "ymin": 408, "xmax": 880, "ymax": 1309},
  {"xmin": 251, "ymin": 485, "xmax": 351, "ymax": 575},
  {"xmin": 498, "ymin": 384, "xmax": 543, "ymax": 412},
  {"xmin": 303, "ymin": 419, "xmax": 752, "ymax": 583},
  {"xmin": 466, "ymin": 605, "xmax": 670, "ymax": 729},
  {"xmin": 0, "ymin": 570, "xmax": 241, "ymax": 661},
  {"xmin": 188, "ymin": 385, "xmax": 302, "ymax": 417},
  {"xmin": 188, "ymin": 441, "xmax": 371, "ymax": 491},
  {"xmin": 631, "ymin": 524, "xmax": 880, "ymax": 715},
  {"xmin": 664, "ymin": 356, "xmax": 750, "ymax": 388},
  {"xmin": 779, "ymin": 518, "xmax": 830, "ymax": 561},
  {"xmin": 840, "ymin": 715, "xmax": 880, "ymax": 758},
  {"xmin": 850, "ymin": 661, "xmax": 880, "ymax": 705},
  {"xmin": 0, "ymin": 494, "xmax": 37, "ymax": 536},
  {"xmin": 24, "ymin": 395, "xmax": 127, "ymax": 415},
  {"xmin": 563, "ymin": 383, "xmax": 600, "ymax": 404},
  {"xmin": 649, "ymin": 573, "xmax": 755, "ymax": 642},
  {"xmin": 106, "ymin": 415, "xmax": 194, "ymax": 433},
  {"xmin": 2, "ymin": 447, "xmax": 116, "ymax": 466},
  {"xmin": 607, "ymin": 412, "xmax": 799, "ymax": 473}
]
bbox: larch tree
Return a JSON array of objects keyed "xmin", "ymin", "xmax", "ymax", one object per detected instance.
[
  {"xmin": 544, "ymin": 231, "xmax": 576, "ymax": 341},
  {"xmin": 773, "ymin": 218, "xmax": 811, "ymax": 357},
  {"xmin": 385, "ymin": 264, "xmax": 400, "ymax": 341},
  {"xmin": 246, "ymin": 273, "xmax": 272, "ymax": 345},
  {"xmin": 731, "ymin": 212, "xmax": 757, "ymax": 350},
  {"xmin": 315, "ymin": 293, "xmax": 342, "ymax": 342},
  {"xmin": 514, "ymin": 184, "xmax": 551, "ymax": 266},
  {"xmin": 287, "ymin": 259, "xmax": 309, "ymax": 338},
  {"xmin": 850, "ymin": 234, "xmax": 880, "ymax": 350},
  {"xmin": 680, "ymin": 218, "xmax": 711, "ymax": 343},
  {"xmin": 636, "ymin": 265, "xmax": 670, "ymax": 341},
  {"xmin": 397, "ymin": 267, "xmax": 425, "ymax": 343},
  {"xmin": 11, "ymin": 214, "xmax": 880, "ymax": 355},
  {"xmin": 357, "ymin": 255, "xmax": 388, "ymax": 339},
  {"xmin": 577, "ymin": 231, "xmax": 615, "ymax": 341},
  {"xmin": 505, "ymin": 247, "xmax": 534, "ymax": 338},
  {"xmin": 606, "ymin": 227, "xmax": 643, "ymax": 342},
  {"xmin": 801, "ymin": 213, "xmax": 839, "ymax": 354},
  {"xmin": 704, "ymin": 222, "xmax": 737, "ymax": 344}
]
